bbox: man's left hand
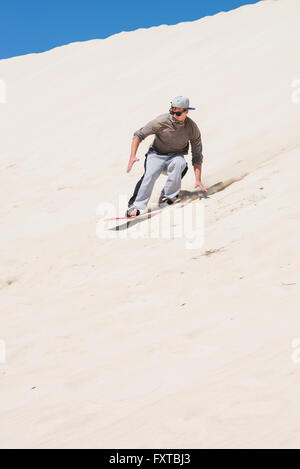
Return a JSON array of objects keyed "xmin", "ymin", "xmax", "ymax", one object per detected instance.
[{"xmin": 195, "ymin": 181, "xmax": 207, "ymax": 192}]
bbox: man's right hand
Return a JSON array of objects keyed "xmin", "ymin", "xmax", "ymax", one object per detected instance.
[{"xmin": 126, "ymin": 157, "xmax": 140, "ymax": 173}]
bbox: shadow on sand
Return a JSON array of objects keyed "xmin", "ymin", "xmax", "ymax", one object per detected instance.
[{"xmin": 109, "ymin": 174, "xmax": 248, "ymax": 231}]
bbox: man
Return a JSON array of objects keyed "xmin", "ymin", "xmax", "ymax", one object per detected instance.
[{"xmin": 126, "ymin": 96, "xmax": 207, "ymax": 217}]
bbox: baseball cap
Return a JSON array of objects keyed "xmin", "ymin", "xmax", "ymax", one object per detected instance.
[{"xmin": 170, "ymin": 96, "xmax": 196, "ymax": 110}]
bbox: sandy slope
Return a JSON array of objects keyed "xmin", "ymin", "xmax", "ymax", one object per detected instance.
[{"xmin": 0, "ymin": 0, "xmax": 300, "ymax": 449}]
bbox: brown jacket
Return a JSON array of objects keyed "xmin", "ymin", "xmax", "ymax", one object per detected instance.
[{"xmin": 133, "ymin": 113, "xmax": 203, "ymax": 164}]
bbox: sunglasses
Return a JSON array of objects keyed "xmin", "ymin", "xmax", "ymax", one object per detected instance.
[{"xmin": 169, "ymin": 108, "xmax": 187, "ymax": 117}]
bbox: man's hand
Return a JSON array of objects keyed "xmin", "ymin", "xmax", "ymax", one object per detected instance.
[
  {"xmin": 193, "ymin": 164, "xmax": 207, "ymax": 192},
  {"xmin": 195, "ymin": 181, "xmax": 207, "ymax": 192},
  {"xmin": 126, "ymin": 157, "xmax": 140, "ymax": 173}
]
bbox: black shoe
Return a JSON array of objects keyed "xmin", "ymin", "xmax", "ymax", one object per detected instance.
[
  {"xmin": 158, "ymin": 194, "xmax": 176, "ymax": 207},
  {"xmin": 126, "ymin": 207, "xmax": 140, "ymax": 217}
]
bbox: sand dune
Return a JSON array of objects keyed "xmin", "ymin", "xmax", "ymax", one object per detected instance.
[{"xmin": 0, "ymin": 0, "xmax": 300, "ymax": 448}]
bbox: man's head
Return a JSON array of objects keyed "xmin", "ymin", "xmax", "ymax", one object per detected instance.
[
  {"xmin": 169, "ymin": 96, "xmax": 195, "ymax": 122},
  {"xmin": 169, "ymin": 106, "xmax": 189, "ymax": 122}
]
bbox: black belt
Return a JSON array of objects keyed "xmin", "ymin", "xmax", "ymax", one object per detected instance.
[{"xmin": 147, "ymin": 146, "xmax": 183, "ymax": 156}]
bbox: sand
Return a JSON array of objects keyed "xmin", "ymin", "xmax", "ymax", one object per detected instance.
[{"xmin": 0, "ymin": 0, "xmax": 300, "ymax": 448}]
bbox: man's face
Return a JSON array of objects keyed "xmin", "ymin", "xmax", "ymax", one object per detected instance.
[{"xmin": 171, "ymin": 107, "xmax": 189, "ymax": 122}]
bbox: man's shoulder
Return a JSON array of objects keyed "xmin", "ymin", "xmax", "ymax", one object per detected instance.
[
  {"xmin": 185, "ymin": 116, "xmax": 200, "ymax": 136},
  {"xmin": 143, "ymin": 113, "xmax": 171, "ymax": 129},
  {"xmin": 185, "ymin": 115, "xmax": 198, "ymax": 128},
  {"xmin": 152, "ymin": 112, "xmax": 170, "ymax": 123}
]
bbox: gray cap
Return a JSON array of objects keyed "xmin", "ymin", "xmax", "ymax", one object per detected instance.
[{"xmin": 170, "ymin": 96, "xmax": 195, "ymax": 110}]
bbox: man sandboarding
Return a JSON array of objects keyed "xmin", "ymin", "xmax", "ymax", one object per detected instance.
[{"xmin": 126, "ymin": 96, "xmax": 207, "ymax": 217}]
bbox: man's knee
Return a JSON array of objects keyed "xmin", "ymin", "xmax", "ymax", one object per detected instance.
[
  {"xmin": 168, "ymin": 158, "xmax": 187, "ymax": 172},
  {"xmin": 144, "ymin": 167, "xmax": 163, "ymax": 180}
]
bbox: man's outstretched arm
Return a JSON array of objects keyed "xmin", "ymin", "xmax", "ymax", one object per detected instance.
[
  {"xmin": 127, "ymin": 116, "xmax": 162, "ymax": 173},
  {"xmin": 193, "ymin": 163, "xmax": 207, "ymax": 192},
  {"xmin": 190, "ymin": 124, "xmax": 207, "ymax": 192},
  {"xmin": 127, "ymin": 137, "xmax": 141, "ymax": 173}
]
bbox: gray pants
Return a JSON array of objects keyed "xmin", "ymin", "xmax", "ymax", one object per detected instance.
[{"xmin": 129, "ymin": 149, "xmax": 187, "ymax": 210}]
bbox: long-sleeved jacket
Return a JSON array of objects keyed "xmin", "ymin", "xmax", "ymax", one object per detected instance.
[{"xmin": 133, "ymin": 113, "xmax": 203, "ymax": 165}]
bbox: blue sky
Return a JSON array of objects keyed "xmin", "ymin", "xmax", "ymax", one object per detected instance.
[{"xmin": 0, "ymin": 0, "xmax": 260, "ymax": 60}]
